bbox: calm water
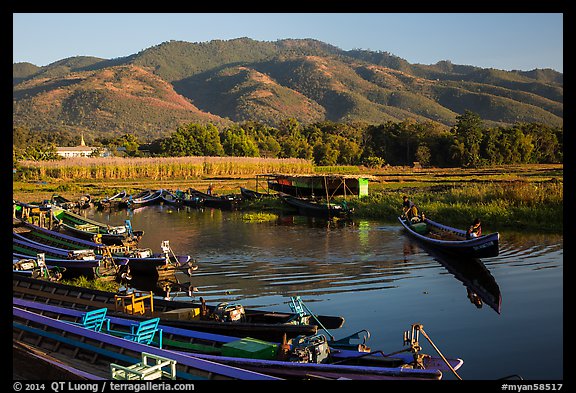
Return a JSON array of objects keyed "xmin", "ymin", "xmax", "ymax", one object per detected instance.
[{"xmin": 88, "ymin": 205, "xmax": 563, "ymax": 380}]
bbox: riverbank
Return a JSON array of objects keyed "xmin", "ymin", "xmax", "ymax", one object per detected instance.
[{"xmin": 12, "ymin": 163, "xmax": 563, "ymax": 233}]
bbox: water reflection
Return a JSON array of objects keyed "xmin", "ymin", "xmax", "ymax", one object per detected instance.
[
  {"xmin": 87, "ymin": 207, "xmax": 559, "ymax": 312},
  {"xmin": 85, "ymin": 206, "xmax": 563, "ymax": 379},
  {"xmin": 402, "ymin": 238, "xmax": 502, "ymax": 314}
]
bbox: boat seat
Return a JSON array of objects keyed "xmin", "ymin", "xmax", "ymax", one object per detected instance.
[
  {"xmin": 123, "ymin": 317, "xmax": 163, "ymax": 348},
  {"xmin": 75, "ymin": 223, "xmax": 99, "ymax": 233},
  {"xmin": 114, "ymin": 290, "xmax": 154, "ymax": 315},
  {"xmin": 69, "ymin": 308, "xmax": 110, "ymax": 332},
  {"xmin": 110, "ymin": 352, "xmax": 175, "ymax": 380}
]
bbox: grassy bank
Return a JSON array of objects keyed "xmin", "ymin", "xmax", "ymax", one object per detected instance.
[
  {"xmin": 13, "ymin": 162, "xmax": 563, "ymax": 233},
  {"xmin": 346, "ymin": 180, "xmax": 563, "ymax": 232}
]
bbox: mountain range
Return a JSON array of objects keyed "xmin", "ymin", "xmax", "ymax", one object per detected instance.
[{"xmin": 13, "ymin": 37, "xmax": 563, "ymax": 141}]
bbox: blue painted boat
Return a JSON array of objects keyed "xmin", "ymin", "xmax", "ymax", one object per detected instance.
[
  {"xmin": 160, "ymin": 189, "xmax": 183, "ymax": 206},
  {"xmin": 398, "ymin": 216, "xmax": 499, "ymax": 259},
  {"xmin": 13, "ymin": 303, "xmax": 281, "ymax": 380},
  {"xmin": 15, "ymin": 298, "xmax": 464, "ymax": 380},
  {"xmin": 12, "ymin": 256, "xmax": 67, "ymax": 281},
  {"xmin": 127, "ymin": 189, "xmax": 164, "ymax": 208},
  {"xmin": 13, "ymin": 340, "xmax": 107, "ymax": 380},
  {"xmin": 13, "ymin": 227, "xmax": 192, "ymax": 278}
]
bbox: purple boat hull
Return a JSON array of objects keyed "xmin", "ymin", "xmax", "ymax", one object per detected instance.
[{"xmin": 14, "ymin": 298, "xmax": 463, "ymax": 380}]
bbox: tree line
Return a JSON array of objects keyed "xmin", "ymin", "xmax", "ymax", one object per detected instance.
[{"xmin": 13, "ymin": 111, "xmax": 563, "ymax": 167}]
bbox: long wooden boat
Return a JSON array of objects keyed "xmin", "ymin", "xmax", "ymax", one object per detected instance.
[
  {"xmin": 13, "ymin": 231, "xmax": 129, "ymax": 279},
  {"xmin": 279, "ymin": 194, "xmax": 352, "ymax": 219},
  {"xmin": 160, "ymin": 189, "xmax": 184, "ymax": 206},
  {"xmin": 95, "ymin": 190, "xmax": 128, "ymax": 210},
  {"xmin": 13, "ymin": 252, "xmax": 110, "ymax": 278},
  {"xmin": 13, "ymin": 340, "xmax": 106, "ymax": 380},
  {"xmin": 51, "ymin": 206, "xmax": 143, "ymax": 246},
  {"xmin": 188, "ymin": 188, "xmax": 240, "ymax": 210},
  {"xmin": 50, "ymin": 194, "xmax": 77, "ymax": 209},
  {"xmin": 13, "ymin": 230, "xmax": 191, "ymax": 278},
  {"xmin": 13, "ymin": 303, "xmax": 281, "ymax": 380},
  {"xmin": 13, "ymin": 256, "xmax": 67, "ymax": 281},
  {"xmin": 15, "ymin": 298, "xmax": 463, "ymax": 380},
  {"xmin": 13, "ymin": 275, "xmax": 345, "ymax": 342},
  {"xmin": 127, "ymin": 189, "xmax": 164, "ymax": 208},
  {"xmin": 240, "ymin": 187, "xmax": 271, "ymax": 200},
  {"xmin": 14, "ymin": 218, "xmax": 188, "ymax": 265},
  {"xmin": 398, "ymin": 216, "xmax": 500, "ymax": 259},
  {"xmin": 174, "ymin": 189, "xmax": 205, "ymax": 207}
]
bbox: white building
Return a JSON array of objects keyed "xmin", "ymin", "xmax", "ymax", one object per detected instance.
[{"xmin": 56, "ymin": 134, "xmax": 110, "ymax": 158}]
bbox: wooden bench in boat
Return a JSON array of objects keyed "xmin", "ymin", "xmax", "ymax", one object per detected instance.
[
  {"xmin": 74, "ymin": 223, "xmax": 100, "ymax": 233},
  {"xmin": 110, "ymin": 352, "xmax": 176, "ymax": 380},
  {"xmin": 114, "ymin": 290, "xmax": 154, "ymax": 315},
  {"xmin": 69, "ymin": 308, "xmax": 110, "ymax": 332}
]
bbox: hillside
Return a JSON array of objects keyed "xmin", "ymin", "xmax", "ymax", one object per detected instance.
[{"xmin": 13, "ymin": 38, "xmax": 563, "ymax": 141}]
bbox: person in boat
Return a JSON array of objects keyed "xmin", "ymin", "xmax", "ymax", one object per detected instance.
[
  {"xmin": 467, "ymin": 288, "xmax": 483, "ymax": 308},
  {"xmin": 402, "ymin": 195, "xmax": 420, "ymax": 222},
  {"xmin": 466, "ymin": 218, "xmax": 482, "ymax": 239},
  {"xmin": 207, "ymin": 183, "xmax": 214, "ymax": 195}
]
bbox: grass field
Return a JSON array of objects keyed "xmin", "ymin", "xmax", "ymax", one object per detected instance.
[{"xmin": 13, "ymin": 160, "xmax": 563, "ymax": 233}]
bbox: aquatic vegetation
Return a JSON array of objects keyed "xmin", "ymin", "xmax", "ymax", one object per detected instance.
[
  {"xmin": 60, "ymin": 276, "xmax": 120, "ymax": 292},
  {"xmin": 241, "ymin": 212, "xmax": 279, "ymax": 222}
]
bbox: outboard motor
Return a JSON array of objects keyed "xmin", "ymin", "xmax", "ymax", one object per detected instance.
[{"xmin": 289, "ymin": 334, "xmax": 331, "ymax": 364}]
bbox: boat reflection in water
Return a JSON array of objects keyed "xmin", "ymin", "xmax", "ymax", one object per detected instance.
[{"xmin": 403, "ymin": 239, "xmax": 502, "ymax": 314}]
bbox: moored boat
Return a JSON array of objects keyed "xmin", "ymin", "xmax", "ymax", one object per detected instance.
[
  {"xmin": 13, "ymin": 255, "xmax": 67, "ymax": 281},
  {"xmin": 50, "ymin": 194, "xmax": 77, "ymax": 209},
  {"xmin": 398, "ymin": 216, "xmax": 500, "ymax": 259},
  {"xmin": 13, "ymin": 304, "xmax": 280, "ymax": 380},
  {"xmin": 279, "ymin": 194, "xmax": 353, "ymax": 219},
  {"xmin": 188, "ymin": 188, "xmax": 240, "ymax": 210},
  {"xmin": 240, "ymin": 187, "xmax": 271, "ymax": 200},
  {"xmin": 12, "ymin": 252, "xmax": 116, "ymax": 278},
  {"xmin": 160, "ymin": 189, "xmax": 183, "ymax": 206},
  {"xmin": 13, "ymin": 228, "xmax": 192, "ymax": 279},
  {"xmin": 13, "ymin": 275, "xmax": 345, "ymax": 342},
  {"xmin": 51, "ymin": 206, "xmax": 143, "ymax": 246},
  {"xmin": 96, "ymin": 190, "xmax": 128, "ymax": 210},
  {"xmin": 127, "ymin": 189, "xmax": 164, "ymax": 208},
  {"xmin": 174, "ymin": 189, "xmax": 205, "ymax": 207},
  {"xmin": 14, "ymin": 297, "xmax": 464, "ymax": 380}
]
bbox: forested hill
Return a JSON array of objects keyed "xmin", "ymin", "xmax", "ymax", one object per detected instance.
[{"xmin": 13, "ymin": 37, "xmax": 563, "ymax": 141}]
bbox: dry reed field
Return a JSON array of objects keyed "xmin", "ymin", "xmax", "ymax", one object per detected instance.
[{"xmin": 17, "ymin": 156, "xmax": 315, "ymax": 181}]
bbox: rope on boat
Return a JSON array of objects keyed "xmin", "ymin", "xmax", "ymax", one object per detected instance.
[
  {"xmin": 291, "ymin": 296, "xmax": 335, "ymax": 341},
  {"xmin": 416, "ymin": 324, "xmax": 463, "ymax": 380}
]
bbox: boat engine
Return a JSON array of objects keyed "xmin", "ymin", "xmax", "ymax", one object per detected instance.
[
  {"xmin": 289, "ymin": 334, "xmax": 330, "ymax": 364},
  {"xmin": 212, "ymin": 302, "xmax": 245, "ymax": 322}
]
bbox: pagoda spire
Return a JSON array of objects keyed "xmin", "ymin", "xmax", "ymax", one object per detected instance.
[{"xmin": 80, "ymin": 133, "xmax": 86, "ymax": 146}]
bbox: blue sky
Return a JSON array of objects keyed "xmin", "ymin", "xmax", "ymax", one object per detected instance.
[{"xmin": 13, "ymin": 13, "xmax": 563, "ymax": 72}]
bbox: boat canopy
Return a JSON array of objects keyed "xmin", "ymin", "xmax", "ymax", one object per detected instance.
[{"xmin": 257, "ymin": 174, "xmax": 373, "ymax": 198}]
